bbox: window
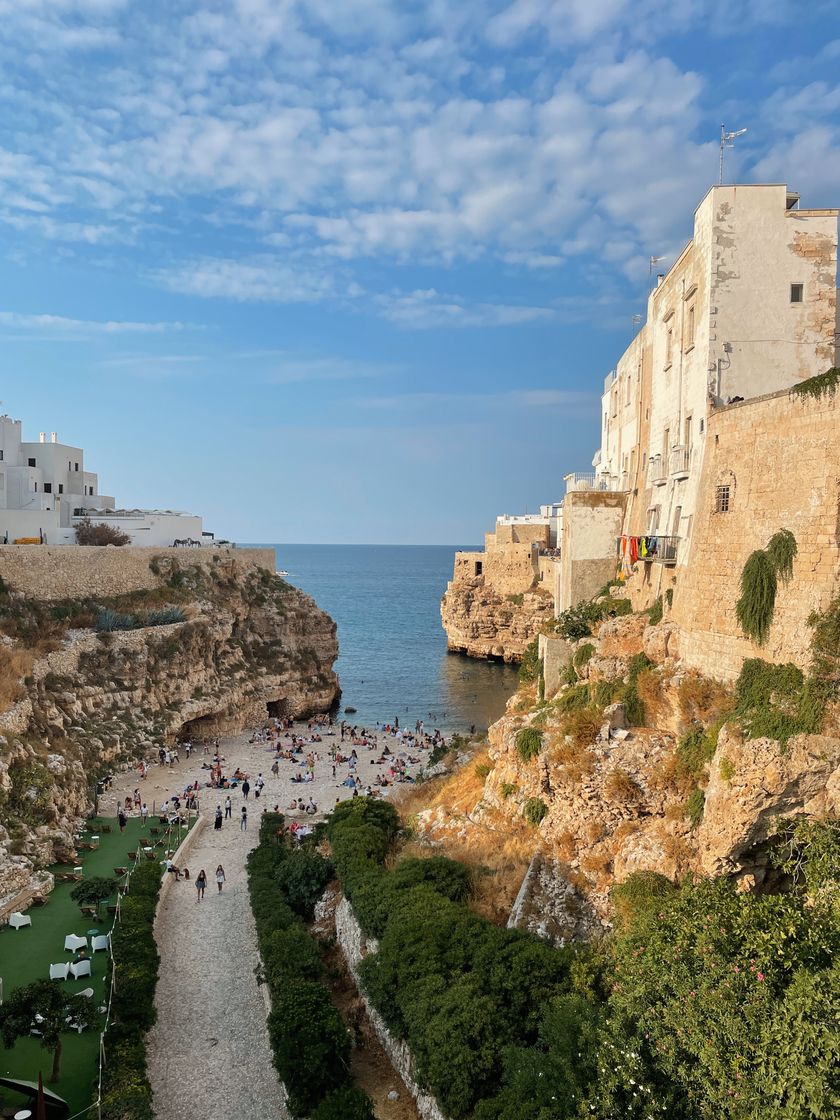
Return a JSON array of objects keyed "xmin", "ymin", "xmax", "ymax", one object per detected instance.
[
  {"xmin": 790, "ymin": 284, "xmax": 803, "ymax": 303},
  {"xmin": 28, "ymin": 457, "xmax": 36, "ymax": 467},
  {"xmin": 43, "ymin": 483, "xmax": 52, "ymax": 494},
  {"xmin": 74, "ymin": 462, "xmax": 79, "ymax": 472},
  {"xmin": 58, "ymin": 484, "xmax": 63, "ymax": 494},
  {"xmin": 686, "ymin": 304, "xmax": 695, "ymax": 349},
  {"xmin": 647, "ymin": 506, "xmax": 661, "ymax": 533},
  {"xmin": 0, "ymin": 449, "xmax": 4, "ymax": 461},
  {"xmin": 474, "ymin": 561, "xmax": 483, "ymax": 577},
  {"xmin": 715, "ymin": 485, "xmax": 731, "ymax": 513},
  {"xmin": 665, "ymin": 326, "xmax": 674, "ymax": 368}
]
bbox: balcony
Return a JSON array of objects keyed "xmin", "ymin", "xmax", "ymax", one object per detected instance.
[
  {"xmin": 670, "ymin": 446, "xmax": 692, "ymax": 479},
  {"xmin": 564, "ymin": 472, "xmax": 628, "ymax": 494},
  {"xmin": 646, "ymin": 535, "xmax": 679, "ymax": 565},
  {"xmin": 647, "ymin": 455, "xmax": 667, "ymax": 487}
]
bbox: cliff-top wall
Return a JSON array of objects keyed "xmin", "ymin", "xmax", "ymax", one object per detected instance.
[
  {"xmin": 671, "ymin": 385, "xmax": 840, "ymax": 680},
  {"xmin": 0, "ymin": 544, "xmax": 276, "ymax": 600}
]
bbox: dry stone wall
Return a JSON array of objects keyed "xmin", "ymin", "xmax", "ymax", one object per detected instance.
[{"xmin": 671, "ymin": 387, "xmax": 840, "ymax": 680}]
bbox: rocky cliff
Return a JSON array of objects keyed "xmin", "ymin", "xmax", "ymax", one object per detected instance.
[
  {"xmin": 0, "ymin": 551, "xmax": 338, "ymax": 906},
  {"xmin": 440, "ymin": 579, "xmax": 553, "ymax": 662},
  {"xmin": 416, "ymin": 603, "xmax": 840, "ymax": 940}
]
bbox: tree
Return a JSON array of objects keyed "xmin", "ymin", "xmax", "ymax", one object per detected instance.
[
  {"xmin": 71, "ymin": 875, "xmax": 118, "ymax": 916},
  {"xmin": 0, "ymin": 980, "xmax": 100, "ymax": 1082},
  {"xmin": 74, "ymin": 518, "xmax": 130, "ymax": 546}
]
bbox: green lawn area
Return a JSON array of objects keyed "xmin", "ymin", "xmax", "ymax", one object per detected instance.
[{"xmin": 0, "ymin": 815, "xmax": 192, "ymax": 1117}]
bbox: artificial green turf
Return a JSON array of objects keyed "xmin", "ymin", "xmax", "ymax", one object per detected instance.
[{"xmin": 0, "ymin": 815, "xmax": 192, "ymax": 1117}]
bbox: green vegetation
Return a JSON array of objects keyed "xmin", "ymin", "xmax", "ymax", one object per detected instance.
[
  {"xmin": 553, "ymin": 596, "xmax": 631, "ymax": 641},
  {"xmin": 523, "ymin": 797, "xmax": 548, "ymax": 826},
  {"xmin": 515, "ymin": 726, "xmax": 544, "ymax": 762},
  {"xmin": 648, "ymin": 596, "xmax": 663, "ymax": 625},
  {"xmin": 685, "ymin": 786, "xmax": 706, "ymax": 828},
  {"xmin": 74, "ymin": 518, "xmax": 130, "ymax": 546},
  {"xmin": 506, "ymin": 593, "xmax": 524, "ymax": 606},
  {"xmin": 70, "ymin": 875, "xmax": 118, "ymax": 917},
  {"xmin": 96, "ymin": 606, "xmax": 186, "ymax": 632},
  {"xmin": 247, "ymin": 812, "xmax": 373, "ymax": 1117},
  {"xmin": 735, "ymin": 530, "xmax": 797, "ymax": 646},
  {"xmin": 499, "ymin": 782, "xmax": 518, "ymax": 800},
  {"xmin": 100, "ymin": 859, "xmax": 164, "ymax": 1120},
  {"xmin": 790, "ymin": 365, "xmax": 840, "ymax": 401},
  {"xmin": 474, "ymin": 762, "xmax": 492, "ymax": 780},
  {"xmin": 572, "ymin": 643, "xmax": 595, "ymax": 673},
  {"xmin": 329, "ymin": 802, "xmax": 840, "ymax": 1120},
  {"xmin": 0, "ymin": 980, "xmax": 99, "ymax": 1083},
  {"xmin": 735, "ymin": 658, "xmax": 825, "ymax": 746},
  {"xmin": 519, "ymin": 639, "xmax": 540, "ymax": 684}
]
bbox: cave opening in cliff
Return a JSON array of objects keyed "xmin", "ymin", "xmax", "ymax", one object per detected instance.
[
  {"xmin": 178, "ymin": 712, "xmax": 230, "ymax": 741},
  {"xmin": 266, "ymin": 699, "xmax": 290, "ymax": 719}
]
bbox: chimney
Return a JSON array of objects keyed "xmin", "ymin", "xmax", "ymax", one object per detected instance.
[
  {"xmin": 50, "ymin": 432, "xmax": 57, "ymax": 443},
  {"xmin": 39, "ymin": 432, "xmax": 46, "ymax": 442}
]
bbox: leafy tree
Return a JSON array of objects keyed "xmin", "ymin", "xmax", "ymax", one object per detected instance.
[
  {"xmin": 275, "ymin": 849, "xmax": 334, "ymax": 919},
  {"xmin": 74, "ymin": 518, "xmax": 130, "ymax": 546},
  {"xmin": 71, "ymin": 875, "xmax": 118, "ymax": 916},
  {"xmin": 0, "ymin": 979, "xmax": 100, "ymax": 1082},
  {"xmin": 312, "ymin": 1086, "xmax": 376, "ymax": 1120}
]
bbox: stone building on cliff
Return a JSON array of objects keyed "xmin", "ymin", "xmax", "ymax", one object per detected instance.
[
  {"xmin": 441, "ymin": 182, "xmax": 839, "ymax": 663},
  {"xmin": 0, "ymin": 413, "xmax": 209, "ymax": 546}
]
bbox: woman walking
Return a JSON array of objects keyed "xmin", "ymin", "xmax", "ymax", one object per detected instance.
[
  {"xmin": 195, "ymin": 869, "xmax": 207, "ymax": 902},
  {"xmin": 214, "ymin": 805, "xmax": 223, "ymax": 830},
  {"xmin": 215, "ymin": 865, "xmax": 226, "ymax": 893}
]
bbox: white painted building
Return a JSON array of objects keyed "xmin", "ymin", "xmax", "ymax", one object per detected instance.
[
  {"xmin": 597, "ymin": 183, "xmax": 838, "ymax": 568},
  {"xmin": 0, "ymin": 415, "xmax": 211, "ymax": 547}
]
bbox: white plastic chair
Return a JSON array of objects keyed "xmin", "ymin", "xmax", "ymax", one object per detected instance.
[
  {"xmin": 9, "ymin": 912, "xmax": 32, "ymax": 930},
  {"xmin": 91, "ymin": 934, "xmax": 110, "ymax": 953},
  {"xmin": 49, "ymin": 963, "xmax": 70, "ymax": 980},
  {"xmin": 64, "ymin": 934, "xmax": 87, "ymax": 952},
  {"xmin": 76, "ymin": 987, "xmax": 95, "ymax": 998},
  {"xmin": 70, "ymin": 959, "xmax": 92, "ymax": 979}
]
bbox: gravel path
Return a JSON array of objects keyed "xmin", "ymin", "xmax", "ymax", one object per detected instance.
[{"xmin": 147, "ymin": 806, "xmax": 288, "ymax": 1120}]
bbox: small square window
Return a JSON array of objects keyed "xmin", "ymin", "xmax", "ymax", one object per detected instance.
[
  {"xmin": 43, "ymin": 483, "xmax": 52, "ymax": 494},
  {"xmin": 58, "ymin": 484, "xmax": 63, "ymax": 494},
  {"xmin": 715, "ymin": 485, "xmax": 731, "ymax": 513},
  {"xmin": 28, "ymin": 457, "xmax": 36, "ymax": 468},
  {"xmin": 790, "ymin": 284, "xmax": 803, "ymax": 303}
]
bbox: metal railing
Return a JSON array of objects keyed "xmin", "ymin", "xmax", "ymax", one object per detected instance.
[
  {"xmin": 648, "ymin": 535, "xmax": 679, "ymax": 564},
  {"xmin": 564, "ymin": 472, "xmax": 627, "ymax": 494}
]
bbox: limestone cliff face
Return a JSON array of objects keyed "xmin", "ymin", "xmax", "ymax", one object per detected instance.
[
  {"xmin": 440, "ymin": 579, "xmax": 554, "ymax": 662},
  {"xmin": 0, "ymin": 554, "xmax": 338, "ymax": 900},
  {"xmin": 416, "ymin": 611, "xmax": 840, "ymax": 940}
]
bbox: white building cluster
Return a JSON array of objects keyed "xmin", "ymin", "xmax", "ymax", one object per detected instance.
[
  {"xmin": 484, "ymin": 183, "xmax": 839, "ymax": 613},
  {"xmin": 0, "ymin": 416, "xmax": 210, "ymax": 547}
]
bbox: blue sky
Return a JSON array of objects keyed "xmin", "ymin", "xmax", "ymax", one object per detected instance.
[{"xmin": 1, "ymin": 0, "xmax": 838, "ymax": 544}]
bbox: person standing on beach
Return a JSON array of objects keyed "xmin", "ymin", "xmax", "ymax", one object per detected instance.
[
  {"xmin": 240, "ymin": 805, "xmax": 247, "ymax": 831},
  {"xmin": 241, "ymin": 779, "xmax": 250, "ymax": 800},
  {"xmin": 195, "ymin": 869, "xmax": 207, "ymax": 901},
  {"xmin": 215, "ymin": 865, "xmax": 226, "ymax": 893},
  {"xmin": 224, "ymin": 795, "xmax": 232, "ymax": 819},
  {"xmin": 214, "ymin": 805, "xmax": 223, "ymax": 830}
]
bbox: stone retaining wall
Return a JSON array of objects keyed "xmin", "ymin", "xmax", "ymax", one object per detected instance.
[
  {"xmin": 0, "ymin": 545, "xmax": 276, "ymax": 599},
  {"xmin": 335, "ymin": 896, "xmax": 449, "ymax": 1120}
]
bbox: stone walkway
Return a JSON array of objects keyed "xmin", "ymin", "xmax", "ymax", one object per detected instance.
[{"xmin": 147, "ymin": 809, "xmax": 288, "ymax": 1120}]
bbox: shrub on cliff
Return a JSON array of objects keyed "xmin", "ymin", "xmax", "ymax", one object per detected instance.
[
  {"xmin": 275, "ymin": 849, "xmax": 334, "ymax": 919},
  {"xmin": 515, "ymin": 726, "xmax": 543, "ymax": 761},
  {"xmin": 519, "ymin": 638, "xmax": 540, "ymax": 683},
  {"xmin": 522, "ymin": 797, "xmax": 548, "ymax": 826},
  {"xmin": 268, "ymin": 982, "xmax": 350, "ymax": 1115},
  {"xmin": 75, "ymin": 518, "xmax": 130, "ymax": 546},
  {"xmin": 312, "ymin": 1086, "xmax": 376, "ymax": 1120}
]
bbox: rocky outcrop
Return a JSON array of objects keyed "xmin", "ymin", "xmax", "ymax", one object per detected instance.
[
  {"xmin": 0, "ymin": 554, "xmax": 338, "ymax": 889},
  {"xmin": 414, "ymin": 614, "xmax": 840, "ymax": 933},
  {"xmin": 440, "ymin": 580, "xmax": 553, "ymax": 662}
]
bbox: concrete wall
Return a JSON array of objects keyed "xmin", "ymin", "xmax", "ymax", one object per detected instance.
[
  {"xmin": 539, "ymin": 633, "xmax": 572, "ymax": 698},
  {"xmin": 0, "ymin": 545, "xmax": 276, "ymax": 600},
  {"xmin": 492, "ymin": 522, "xmax": 550, "ymax": 548},
  {"xmin": 671, "ymin": 386, "xmax": 840, "ymax": 680},
  {"xmin": 558, "ymin": 493, "xmax": 626, "ymax": 612}
]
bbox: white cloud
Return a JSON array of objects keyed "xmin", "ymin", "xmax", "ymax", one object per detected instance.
[
  {"xmin": 153, "ymin": 258, "xmax": 343, "ymax": 304},
  {"xmin": 0, "ymin": 310, "xmax": 189, "ymax": 334},
  {"xmin": 375, "ymin": 288, "xmax": 556, "ymax": 328}
]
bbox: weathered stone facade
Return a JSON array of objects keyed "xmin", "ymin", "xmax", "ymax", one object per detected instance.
[{"xmin": 670, "ymin": 385, "xmax": 840, "ymax": 680}]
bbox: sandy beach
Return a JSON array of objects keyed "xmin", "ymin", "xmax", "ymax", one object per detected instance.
[{"xmin": 101, "ymin": 717, "xmax": 445, "ymax": 827}]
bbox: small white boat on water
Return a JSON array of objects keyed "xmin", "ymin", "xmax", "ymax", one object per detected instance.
[{"xmin": 277, "ymin": 569, "xmax": 289, "ymax": 577}]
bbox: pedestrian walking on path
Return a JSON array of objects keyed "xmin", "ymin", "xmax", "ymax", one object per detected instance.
[
  {"xmin": 215, "ymin": 865, "xmax": 226, "ymax": 893},
  {"xmin": 241, "ymin": 779, "xmax": 250, "ymax": 799},
  {"xmin": 240, "ymin": 805, "xmax": 247, "ymax": 831},
  {"xmin": 195, "ymin": 869, "xmax": 207, "ymax": 901},
  {"xmin": 214, "ymin": 805, "xmax": 223, "ymax": 830}
]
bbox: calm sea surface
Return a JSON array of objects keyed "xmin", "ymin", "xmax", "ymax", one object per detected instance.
[{"xmin": 252, "ymin": 544, "xmax": 519, "ymax": 732}]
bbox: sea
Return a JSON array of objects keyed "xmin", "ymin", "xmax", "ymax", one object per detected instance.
[{"xmin": 255, "ymin": 544, "xmax": 520, "ymax": 733}]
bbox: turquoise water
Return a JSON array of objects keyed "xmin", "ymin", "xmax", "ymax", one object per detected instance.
[{"xmin": 260, "ymin": 544, "xmax": 519, "ymax": 732}]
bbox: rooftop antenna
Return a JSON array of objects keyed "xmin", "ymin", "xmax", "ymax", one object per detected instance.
[{"xmin": 719, "ymin": 124, "xmax": 747, "ymax": 185}]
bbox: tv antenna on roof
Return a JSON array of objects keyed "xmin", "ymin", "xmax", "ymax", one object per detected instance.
[{"xmin": 719, "ymin": 124, "xmax": 747, "ymax": 185}]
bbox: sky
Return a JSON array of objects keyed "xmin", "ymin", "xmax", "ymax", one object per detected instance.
[{"xmin": 1, "ymin": 1, "xmax": 839, "ymax": 544}]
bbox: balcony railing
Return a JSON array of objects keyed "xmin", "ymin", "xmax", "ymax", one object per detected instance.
[
  {"xmin": 564, "ymin": 472, "xmax": 628, "ymax": 494},
  {"xmin": 645, "ymin": 535, "xmax": 679, "ymax": 564},
  {"xmin": 670, "ymin": 446, "xmax": 692, "ymax": 477},
  {"xmin": 647, "ymin": 456, "xmax": 667, "ymax": 486}
]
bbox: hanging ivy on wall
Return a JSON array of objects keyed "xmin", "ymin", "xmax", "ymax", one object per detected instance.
[
  {"xmin": 735, "ymin": 530, "xmax": 798, "ymax": 645},
  {"xmin": 790, "ymin": 366, "xmax": 840, "ymax": 401}
]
